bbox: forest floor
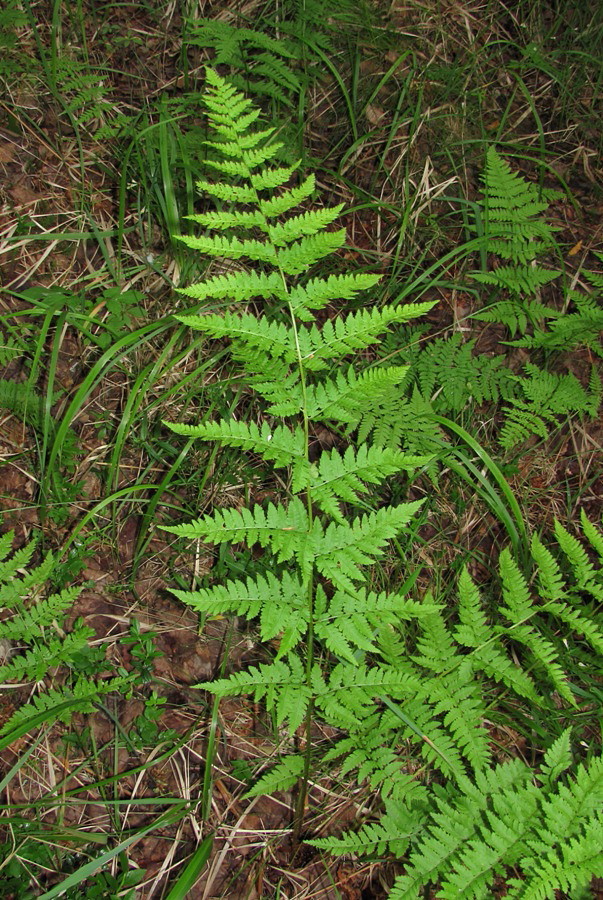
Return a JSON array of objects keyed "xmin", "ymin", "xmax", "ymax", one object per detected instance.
[{"xmin": 0, "ymin": 0, "xmax": 602, "ymax": 897}]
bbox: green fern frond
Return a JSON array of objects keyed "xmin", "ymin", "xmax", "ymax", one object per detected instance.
[
  {"xmin": 250, "ymin": 162, "xmax": 303, "ymax": 191},
  {"xmin": 313, "ymin": 502, "xmax": 424, "ymax": 592},
  {"xmin": 0, "ymin": 628, "xmax": 94, "ymax": 683},
  {"xmin": 307, "ymin": 444, "xmax": 423, "ymax": 521},
  {"xmin": 163, "ymin": 72, "xmax": 603, "ymax": 898},
  {"xmin": 554, "ymin": 517, "xmax": 603, "ymax": 601},
  {"xmin": 246, "ymin": 755, "xmax": 305, "ymax": 798},
  {"xmin": 177, "ymin": 233, "xmax": 277, "ymax": 263},
  {"xmin": 455, "ymin": 568, "xmax": 541, "ymax": 702},
  {"xmin": 470, "ymin": 147, "xmax": 561, "ymax": 335},
  {"xmin": 473, "ymin": 263, "xmax": 559, "ymax": 295},
  {"xmin": 512, "ymin": 289, "xmax": 603, "ymax": 358},
  {"xmin": 187, "ymin": 20, "xmax": 302, "ymax": 108},
  {"xmin": 0, "ymin": 379, "xmax": 44, "ymax": 429},
  {"xmin": 388, "ymin": 759, "xmax": 536, "ymax": 899},
  {"xmin": 171, "ymin": 569, "xmax": 304, "ymax": 621},
  {"xmin": 305, "ymin": 304, "xmax": 434, "ymax": 363},
  {"xmin": 191, "ymin": 179, "xmax": 257, "ymax": 204},
  {"xmin": 415, "ymin": 334, "xmax": 515, "ymax": 413},
  {"xmin": 579, "ymin": 507, "xmax": 603, "ymax": 558},
  {"xmin": 203, "ymin": 655, "xmax": 312, "ymax": 732},
  {"xmin": 275, "ymin": 230, "xmax": 347, "ymax": 274},
  {"xmin": 0, "ymin": 534, "xmax": 135, "ymax": 738},
  {"xmin": 0, "ymin": 537, "xmax": 38, "ymax": 589},
  {"xmin": 475, "ymin": 299, "xmax": 557, "ymax": 337},
  {"xmin": 267, "ymin": 206, "xmax": 344, "ymax": 245},
  {"xmin": 500, "ymin": 363, "xmax": 596, "ymax": 450},
  {"xmin": 177, "ymin": 269, "xmax": 283, "ymax": 302},
  {"xmin": 539, "ymin": 729, "xmax": 573, "ymax": 787},
  {"xmin": 168, "ymin": 420, "xmax": 306, "ymax": 470},
  {"xmin": 0, "ymin": 331, "xmax": 22, "ymax": 366},
  {"xmin": 288, "ymin": 272, "xmax": 382, "ymax": 317},
  {"xmin": 310, "ymin": 811, "xmax": 417, "ymax": 857},
  {"xmin": 0, "ymin": 676, "xmax": 133, "ymax": 736},
  {"xmin": 184, "ymin": 209, "xmax": 267, "ymax": 231},
  {"xmin": 304, "ymin": 365, "xmax": 410, "ymax": 425},
  {"xmin": 498, "ymin": 550, "xmax": 575, "ymax": 703},
  {"xmin": 259, "ymin": 175, "xmax": 316, "ymax": 218},
  {"xmin": 164, "ymin": 498, "xmax": 311, "ymax": 568},
  {"xmin": 477, "ymin": 148, "xmax": 558, "ymax": 259},
  {"xmin": 0, "ymin": 586, "xmax": 81, "ymax": 640}
]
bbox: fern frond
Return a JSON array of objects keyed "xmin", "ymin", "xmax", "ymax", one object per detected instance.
[
  {"xmin": 580, "ymin": 507, "xmax": 603, "ymax": 559},
  {"xmin": 512, "ymin": 290, "xmax": 603, "ymax": 358},
  {"xmin": 178, "ymin": 270, "xmax": 285, "ymax": 302},
  {"xmin": 275, "ymin": 230, "xmax": 347, "ymax": 274},
  {"xmin": 259, "ymin": 175, "xmax": 316, "ymax": 217},
  {"xmin": 0, "ymin": 378, "xmax": 43, "ymax": 429},
  {"xmin": 389, "ymin": 759, "xmax": 535, "ymax": 900},
  {"xmin": 303, "ymin": 365, "xmax": 410, "ymax": 425},
  {"xmin": 188, "ymin": 21, "xmax": 302, "ymax": 108},
  {"xmin": 0, "ymin": 587, "xmax": 81, "ymax": 639},
  {"xmin": 0, "ymin": 676, "xmax": 133, "ymax": 735},
  {"xmin": 499, "ymin": 363, "xmax": 595, "ymax": 450},
  {"xmin": 455, "ymin": 569, "xmax": 541, "ymax": 702},
  {"xmin": 177, "ymin": 233, "xmax": 277, "ymax": 263},
  {"xmin": 554, "ymin": 517, "xmax": 603, "ymax": 602},
  {"xmin": 288, "ymin": 272, "xmax": 382, "ymax": 317},
  {"xmin": 246, "ymin": 754, "xmax": 305, "ymax": 798},
  {"xmin": 268, "ymin": 206, "xmax": 344, "ymax": 245},
  {"xmin": 168, "ymin": 420, "xmax": 306, "ymax": 470},
  {"xmin": 472, "ymin": 264, "xmax": 559, "ymax": 294},
  {"xmin": 415, "ymin": 334, "xmax": 515, "ymax": 412},
  {"xmin": 313, "ymin": 502, "xmax": 424, "ymax": 592},
  {"xmin": 203, "ymin": 655, "xmax": 311, "ymax": 732},
  {"xmin": 307, "ymin": 444, "xmax": 421, "ymax": 521},
  {"xmin": 0, "ymin": 628, "xmax": 94, "ymax": 683},
  {"xmin": 163, "ymin": 498, "xmax": 311, "ymax": 569},
  {"xmin": 539, "ymin": 729, "xmax": 573, "ymax": 787},
  {"xmin": 498, "ymin": 550, "xmax": 575, "ymax": 703},
  {"xmin": 513, "ymin": 817, "xmax": 603, "ymax": 900},
  {"xmin": 317, "ymin": 662, "xmax": 423, "ymax": 727},
  {"xmin": 305, "ymin": 304, "xmax": 435, "ymax": 364},
  {"xmin": 310, "ymin": 810, "xmax": 418, "ymax": 857},
  {"xmin": 191, "ymin": 179, "xmax": 257, "ymax": 204},
  {"xmin": 470, "ymin": 147, "xmax": 561, "ymax": 335}
]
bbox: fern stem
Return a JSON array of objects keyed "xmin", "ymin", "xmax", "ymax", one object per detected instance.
[{"xmin": 285, "ymin": 289, "xmax": 316, "ymax": 843}]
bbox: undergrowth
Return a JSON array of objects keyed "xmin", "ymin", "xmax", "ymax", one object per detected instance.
[{"xmin": 0, "ymin": 1, "xmax": 601, "ymax": 896}]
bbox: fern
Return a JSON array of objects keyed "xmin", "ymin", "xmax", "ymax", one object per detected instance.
[
  {"xmin": 165, "ymin": 73, "xmax": 603, "ymax": 897},
  {"xmin": 471, "ymin": 148, "xmax": 560, "ymax": 336},
  {"xmin": 309, "ymin": 514, "xmax": 603, "ymax": 897},
  {"xmin": 512, "ymin": 253, "xmax": 603, "ymax": 358},
  {"xmin": 186, "ymin": 20, "xmax": 304, "ymax": 108},
  {"xmin": 0, "ymin": 533, "xmax": 133, "ymax": 738},
  {"xmin": 54, "ymin": 53, "xmax": 126, "ymax": 140},
  {"xmin": 415, "ymin": 333, "xmax": 516, "ymax": 412},
  {"xmin": 499, "ymin": 362, "xmax": 600, "ymax": 451}
]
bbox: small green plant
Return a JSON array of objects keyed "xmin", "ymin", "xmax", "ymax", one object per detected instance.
[
  {"xmin": 470, "ymin": 147, "xmax": 561, "ymax": 337},
  {"xmin": 121, "ymin": 619, "xmax": 164, "ymax": 684},
  {"xmin": 128, "ymin": 691, "xmax": 178, "ymax": 751},
  {"xmin": 376, "ymin": 149, "xmax": 601, "ymax": 454},
  {"xmin": 164, "ymin": 71, "xmax": 603, "ymax": 896},
  {"xmin": 0, "ymin": 531, "xmax": 131, "ymax": 743},
  {"xmin": 513, "ymin": 251, "xmax": 603, "ymax": 359},
  {"xmin": 185, "ymin": 19, "xmax": 304, "ymax": 108}
]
